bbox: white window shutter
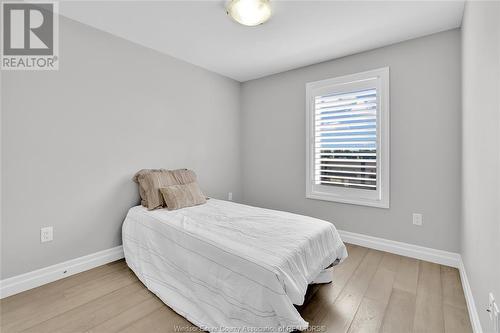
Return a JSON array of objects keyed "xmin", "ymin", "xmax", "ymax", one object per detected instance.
[{"xmin": 306, "ymin": 67, "xmax": 390, "ymax": 208}]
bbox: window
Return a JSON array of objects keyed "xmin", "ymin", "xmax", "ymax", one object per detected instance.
[{"xmin": 306, "ymin": 68, "xmax": 389, "ymax": 208}]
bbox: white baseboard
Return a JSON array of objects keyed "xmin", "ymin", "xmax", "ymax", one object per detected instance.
[
  {"xmin": 0, "ymin": 245, "xmax": 124, "ymax": 299},
  {"xmin": 459, "ymin": 258, "xmax": 483, "ymax": 333},
  {"xmin": 338, "ymin": 230, "xmax": 461, "ymax": 267}
]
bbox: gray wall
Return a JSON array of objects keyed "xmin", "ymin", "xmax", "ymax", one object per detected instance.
[
  {"xmin": 461, "ymin": 2, "xmax": 500, "ymax": 331},
  {"xmin": 240, "ymin": 30, "xmax": 461, "ymax": 252},
  {"xmin": 1, "ymin": 17, "xmax": 241, "ymax": 279}
]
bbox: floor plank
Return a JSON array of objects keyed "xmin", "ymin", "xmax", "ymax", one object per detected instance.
[
  {"xmin": 412, "ymin": 261, "xmax": 445, "ymax": 333},
  {"xmin": 443, "ymin": 303, "xmax": 473, "ymax": 333},
  {"xmin": 347, "ymin": 252, "xmax": 399, "ymax": 333},
  {"xmin": 320, "ymin": 249, "xmax": 383, "ymax": 333},
  {"xmin": 86, "ymin": 297, "xmax": 165, "ymax": 333},
  {"xmin": 380, "ymin": 289, "xmax": 416, "ymax": 333},
  {"xmin": 0, "ymin": 245, "xmax": 473, "ymax": 333},
  {"xmin": 441, "ymin": 266, "xmax": 467, "ymax": 309},
  {"xmin": 120, "ymin": 306, "xmax": 193, "ymax": 333},
  {"xmin": 347, "ymin": 298, "xmax": 387, "ymax": 333},
  {"xmin": 393, "ymin": 256, "xmax": 419, "ymax": 295},
  {"xmin": 441, "ymin": 266, "xmax": 472, "ymax": 333},
  {"xmin": 377, "ymin": 252, "xmax": 401, "ymax": 273}
]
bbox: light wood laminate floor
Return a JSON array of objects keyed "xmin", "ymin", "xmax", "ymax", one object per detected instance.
[{"xmin": 0, "ymin": 244, "xmax": 472, "ymax": 333}]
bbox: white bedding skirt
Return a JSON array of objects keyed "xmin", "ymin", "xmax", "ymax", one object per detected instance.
[{"xmin": 122, "ymin": 199, "xmax": 347, "ymax": 332}]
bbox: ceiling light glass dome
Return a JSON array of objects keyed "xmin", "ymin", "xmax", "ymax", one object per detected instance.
[{"xmin": 226, "ymin": 0, "xmax": 272, "ymax": 27}]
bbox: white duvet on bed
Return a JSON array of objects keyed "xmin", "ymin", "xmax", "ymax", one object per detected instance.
[{"xmin": 122, "ymin": 199, "xmax": 347, "ymax": 332}]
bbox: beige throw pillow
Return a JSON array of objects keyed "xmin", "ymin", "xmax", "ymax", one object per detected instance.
[
  {"xmin": 160, "ymin": 182, "xmax": 207, "ymax": 211},
  {"xmin": 132, "ymin": 169, "xmax": 166, "ymax": 183},
  {"xmin": 132, "ymin": 169, "xmax": 166, "ymax": 207},
  {"xmin": 136, "ymin": 169, "xmax": 197, "ymax": 210}
]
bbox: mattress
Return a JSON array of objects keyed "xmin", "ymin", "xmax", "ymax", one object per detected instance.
[{"xmin": 122, "ymin": 199, "xmax": 347, "ymax": 332}]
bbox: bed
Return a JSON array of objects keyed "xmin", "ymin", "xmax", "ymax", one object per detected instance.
[{"xmin": 122, "ymin": 198, "xmax": 347, "ymax": 332}]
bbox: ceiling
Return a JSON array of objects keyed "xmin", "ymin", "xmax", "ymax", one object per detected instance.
[{"xmin": 59, "ymin": 1, "xmax": 465, "ymax": 82}]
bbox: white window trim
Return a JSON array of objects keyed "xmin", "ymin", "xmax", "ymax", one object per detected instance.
[{"xmin": 305, "ymin": 67, "xmax": 390, "ymax": 208}]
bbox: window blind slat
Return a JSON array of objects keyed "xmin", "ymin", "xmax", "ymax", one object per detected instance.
[
  {"xmin": 316, "ymin": 128, "xmax": 376, "ymax": 135},
  {"xmin": 316, "ymin": 142, "xmax": 377, "ymax": 147},
  {"xmin": 315, "ymin": 89, "xmax": 376, "ymax": 103},
  {"xmin": 316, "ymin": 158, "xmax": 376, "ymax": 163},
  {"xmin": 315, "ymin": 96, "xmax": 376, "ymax": 108},
  {"xmin": 315, "ymin": 115, "xmax": 376, "ymax": 123},
  {"xmin": 315, "ymin": 134, "xmax": 376, "ymax": 140},
  {"xmin": 316, "ymin": 147, "xmax": 376, "ymax": 151},
  {"xmin": 316, "ymin": 110, "xmax": 377, "ymax": 122},
  {"xmin": 315, "ymin": 163, "xmax": 377, "ymax": 169},
  {"xmin": 316, "ymin": 175, "xmax": 376, "ymax": 182},
  {"xmin": 319, "ymin": 169, "xmax": 376, "ymax": 175},
  {"xmin": 316, "ymin": 180, "xmax": 377, "ymax": 189},
  {"xmin": 315, "ymin": 152, "xmax": 376, "ymax": 157},
  {"xmin": 315, "ymin": 103, "xmax": 377, "ymax": 114},
  {"xmin": 316, "ymin": 122, "xmax": 376, "ymax": 130}
]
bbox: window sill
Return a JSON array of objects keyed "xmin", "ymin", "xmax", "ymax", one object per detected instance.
[{"xmin": 306, "ymin": 192, "xmax": 389, "ymax": 209}]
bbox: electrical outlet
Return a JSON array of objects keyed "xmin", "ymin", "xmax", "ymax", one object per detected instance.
[
  {"xmin": 489, "ymin": 293, "xmax": 496, "ymax": 320},
  {"xmin": 493, "ymin": 302, "xmax": 499, "ymax": 333},
  {"xmin": 412, "ymin": 213, "xmax": 423, "ymax": 226},
  {"xmin": 41, "ymin": 226, "xmax": 53, "ymax": 243},
  {"xmin": 488, "ymin": 293, "xmax": 499, "ymax": 333},
  {"xmin": 486, "ymin": 293, "xmax": 500, "ymax": 333},
  {"xmin": 228, "ymin": 192, "xmax": 233, "ymax": 201}
]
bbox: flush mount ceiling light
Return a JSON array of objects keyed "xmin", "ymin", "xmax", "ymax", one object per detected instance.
[{"xmin": 226, "ymin": 0, "xmax": 272, "ymax": 27}]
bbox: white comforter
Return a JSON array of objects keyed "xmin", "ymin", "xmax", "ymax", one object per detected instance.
[{"xmin": 122, "ymin": 199, "xmax": 347, "ymax": 332}]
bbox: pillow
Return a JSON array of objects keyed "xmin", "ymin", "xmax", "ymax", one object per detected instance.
[
  {"xmin": 159, "ymin": 182, "xmax": 207, "ymax": 211},
  {"xmin": 132, "ymin": 169, "xmax": 166, "ymax": 207},
  {"xmin": 136, "ymin": 169, "xmax": 197, "ymax": 210}
]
